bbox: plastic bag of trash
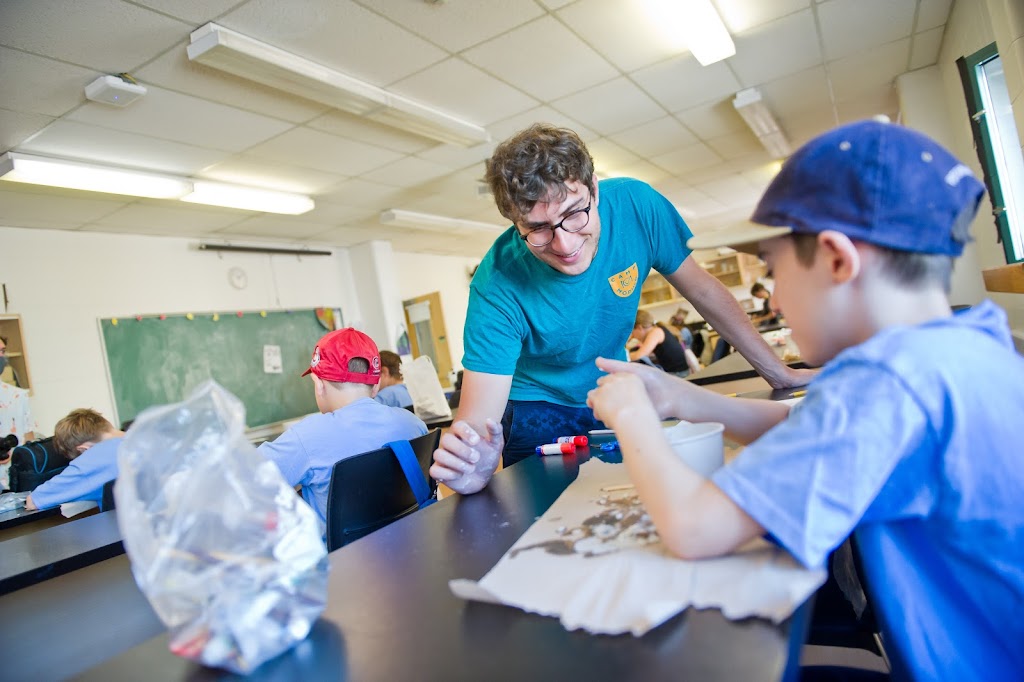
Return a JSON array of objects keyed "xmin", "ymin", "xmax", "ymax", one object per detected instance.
[{"xmin": 116, "ymin": 380, "xmax": 328, "ymax": 674}]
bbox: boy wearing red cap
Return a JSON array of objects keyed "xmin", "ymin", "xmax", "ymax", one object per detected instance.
[
  {"xmin": 258, "ymin": 328, "xmax": 426, "ymax": 526},
  {"xmin": 588, "ymin": 121, "xmax": 1024, "ymax": 679}
]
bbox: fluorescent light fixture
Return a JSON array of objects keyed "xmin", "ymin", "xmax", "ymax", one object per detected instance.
[
  {"xmin": 187, "ymin": 23, "xmax": 490, "ymax": 148},
  {"xmin": 644, "ymin": 0, "xmax": 735, "ymax": 66},
  {"xmin": 380, "ymin": 209, "xmax": 505, "ymax": 233},
  {"xmin": 732, "ymin": 88, "xmax": 792, "ymax": 159},
  {"xmin": 0, "ymin": 152, "xmax": 191, "ymax": 199},
  {"xmin": 183, "ymin": 181, "xmax": 314, "ymax": 214},
  {"xmin": 0, "ymin": 152, "xmax": 314, "ymax": 214}
]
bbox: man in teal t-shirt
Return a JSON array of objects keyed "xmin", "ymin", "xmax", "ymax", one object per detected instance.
[{"xmin": 430, "ymin": 124, "xmax": 812, "ymax": 491}]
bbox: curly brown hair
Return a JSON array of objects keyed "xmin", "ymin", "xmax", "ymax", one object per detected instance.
[{"xmin": 485, "ymin": 123, "xmax": 595, "ymax": 225}]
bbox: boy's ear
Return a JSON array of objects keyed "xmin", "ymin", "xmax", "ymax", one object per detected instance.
[
  {"xmin": 75, "ymin": 441, "xmax": 96, "ymax": 455},
  {"xmin": 817, "ymin": 230, "xmax": 861, "ymax": 284},
  {"xmin": 311, "ymin": 375, "xmax": 327, "ymax": 397}
]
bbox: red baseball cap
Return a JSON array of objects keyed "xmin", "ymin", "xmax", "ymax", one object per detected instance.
[{"xmin": 301, "ymin": 328, "xmax": 381, "ymax": 384}]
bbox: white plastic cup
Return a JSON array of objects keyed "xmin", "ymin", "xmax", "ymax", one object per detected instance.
[{"xmin": 663, "ymin": 421, "xmax": 725, "ymax": 476}]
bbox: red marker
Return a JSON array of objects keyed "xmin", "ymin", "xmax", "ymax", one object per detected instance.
[
  {"xmin": 536, "ymin": 443, "xmax": 576, "ymax": 456},
  {"xmin": 553, "ymin": 435, "xmax": 588, "ymax": 447}
]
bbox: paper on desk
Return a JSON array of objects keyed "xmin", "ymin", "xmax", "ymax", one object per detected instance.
[
  {"xmin": 450, "ymin": 460, "xmax": 825, "ymax": 636},
  {"xmin": 60, "ymin": 500, "xmax": 98, "ymax": 518}
]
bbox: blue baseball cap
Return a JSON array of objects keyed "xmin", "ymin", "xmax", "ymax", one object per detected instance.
[{"xmin": 688, "ymin": 120, "xmax": 986, "ymax": 256}]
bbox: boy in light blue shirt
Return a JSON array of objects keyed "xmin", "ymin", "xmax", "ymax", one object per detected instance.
[
  {"xmin": 374, "ymin": 350, "xmax": 414, "ymax": 410},
  {"xmin": 588, "ymin": 121, "xmax": 1024, "ymax": 680},
  {"xmin": 259, "ymin": 328, "xmax": 426, "ymax": 526},
  {"xmin": 27, "ymin": 408, "xmax": 124, "ymax": 510}
]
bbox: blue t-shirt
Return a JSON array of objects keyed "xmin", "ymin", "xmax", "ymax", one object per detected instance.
[
  {"xmin": 712, "ymin": 301, "xmax": 1024, "ymax": 680},
  {"xmin": 30, "ymin": 436, "xmax": 122, "ymax": 510},
  {"xmin": 463, "ymin": 178, "xmax": 693, "ymax": 406},
  {"xmin": 375, "ymin": 384, "xmax": 413, "ymax": 409},
  {"xmin": 258, "ymin": 398, "xmax": 427, "ymax": 526}
]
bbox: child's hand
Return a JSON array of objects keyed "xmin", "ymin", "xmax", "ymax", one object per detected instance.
[
  {"xmin": 587, "ymin": 371, "xmax": 655, "ymax": 431},
  {"xmin": 593, "ymin": 357, "xmax": 685, "ymax": 420}
]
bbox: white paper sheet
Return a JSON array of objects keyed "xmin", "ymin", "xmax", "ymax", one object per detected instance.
[
  {"xmin": 451, "ymin": 460, "xmax": 825, "ymax": 636},
  {"xmin": 60, "ymin": 500, "xmax": 98, "ymax": 518}
]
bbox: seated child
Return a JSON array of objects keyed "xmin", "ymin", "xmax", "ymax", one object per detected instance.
[
  {"xmin": 26, "ymin": 408, "xmax": 124, "ymax": 510},
  {"xmin": 587, "ymin": 120, "xmax": 1024, "ymax": 679},
  {"xmin": 374, "ymin": 350, "xmax": 414, "ymax": 410},
  {"xmin": 259, "ymin": 328, "xmax": 427, "ymax": 525}
]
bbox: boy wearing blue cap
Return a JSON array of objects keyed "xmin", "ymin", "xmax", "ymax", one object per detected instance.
[
  {"xmin": 258, "ymin": 328, "xmax": 427, "ymax": 527},
  {"xmin": 587, "ymin": 120, "xmax": 1024, "ymax": 680}
]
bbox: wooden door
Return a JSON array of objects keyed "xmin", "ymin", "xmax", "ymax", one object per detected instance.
[{"xmin": 402, "ymin": 292, "xmax": 453, "ymax": 385}]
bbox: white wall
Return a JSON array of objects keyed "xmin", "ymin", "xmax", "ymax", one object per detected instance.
[
  {"xmin": 392, "ymin": 250, "xmax": 480, "ymax": 371},
  {"xmin": 936, "ymin": 0, "xmax": 1024, "ymax": 327},
  {"xmin": 0, "ymin": 226, "xmax": 363, "ymax": 433}
]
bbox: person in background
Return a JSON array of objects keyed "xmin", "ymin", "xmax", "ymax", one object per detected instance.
[
  {"xmin": 258, "ymin": 328, "xmax": 426, "ymax": 526},
  {"xmin": 374, "ymin": 350, "xmax": 414, "ymax": 410},
  {"xmin": 432, "ymin": 124, "xmax": 814, "ymax": 494},
  {"xmin": 667, "ymin": 307, "xmax": 695, "ymax": 350},
  {"xmin": 587, "ymin": 120, "xmax": 1024, "ymax": 680},
  {"xmin": 628, "ymin": 310, "xmax": 700, "ymax": 377},
  {"xmin": 0, "ymin": 336, "xmax": 20, "ymax": 387},
  {"xmin": 25, "ymin": 408, "xmax": 122, "ymax": 510},
  {"xmin": 749, "ymin": 282, "xmax": 780, "ymax": 327},
  {"xmin": 0, "ymin": 344, "xmax": 35, "ymax": 490}
]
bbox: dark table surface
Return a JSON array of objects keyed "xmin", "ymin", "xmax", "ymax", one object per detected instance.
[
  {"xmin": 688, "ymin": 346, "xmax": 807, "ymax": 386},
  {"xmin": 0, "ymin": 503, "xmax": 60, "ymax": 531},
  {"xmin": 0, "ymin": 509, "xmax": 124, "ymax": 595},
  {"xmin": 68, "ymin": 447, "xmax": 811, "ymax": 682}
]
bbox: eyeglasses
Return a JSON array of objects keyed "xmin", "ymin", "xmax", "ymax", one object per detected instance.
[{"xmin": 519, "ymin": 196, "xmax": 592, "ymax": 247}]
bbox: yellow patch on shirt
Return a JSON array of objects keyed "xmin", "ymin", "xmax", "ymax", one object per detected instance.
[{"xmin": 608, "ymin": 263, "xmax": 639, "ymax": 297}]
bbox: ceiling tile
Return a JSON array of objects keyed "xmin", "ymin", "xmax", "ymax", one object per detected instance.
[
  {"xmin": 0, "ymin": 0, "xmax": 189, "ymax": 72},
  {"xmin": 828, "ymin": 39, "xmax": 910, "ymax": 101},
  {"xmin": 216, "ymin": 215, "xmax": 335, "ymax": 240},
  {"xmin": 0, "ymin": 185, "xmax": 126, "ymax": 227},
  {"xmin": 361, "ymin": 0, "xmax": 544, "ymax": 52},
  {"xmin": 462, "ymin": 16, "xmax": 618, "ymax": 102},
  {"xmin": 680, "ymin": 161, "xmax": 739, "ymax": 186},
  {"xmin": 0, "ymin": 108, "xmax": 54, "ymax": 153},
  {"xmin": 131, "ymin": 0, "xmax": 243, "ymax": 24},
  {"xmin": 66, "ymin": 85, "xmax": 294, "ymax": 152},
  {"xmin": 758, "ymin": 66, "xmax": 832, "ymax": 119},
  {"xmin": 835, "ymin": 83, "xmax": 899, "ymax": 123},
  {"xmin": 414, "ymin": 140, "xmax": 496, "ymax": 173},
  {"xmin": 715, "ymin": 0, "xmax": 812, "ymax": 33},
  {"xmin": 19, "ymin": 120, "xmax": 228, "ymax": 174},
  {"xmin": 360, "ymin": 155, "xmax": 455, "ymax": 188},
  {"xmin": 727, "ymin": 9, "xmax": 822, "ymax": 85},
  {"xmin": 556, "ymin": 0, "xmax": 685, "ymax": 72},
  {"xmin": 134, "ymin": 45, "xmax": 331, "ymax": 124},
  {"xmin": 245, "ymin": 127, "xmax": 404, "ymax": 176},
  {"xmin": 632, "ymin": 55, "xmax": 742, "ymax": 113},
  {"xmin": 318, "ymin": 179, "xmax": 426, "ymax": 210},
  {"xmin": 608, "ymin": 116, "xmax": 698, "ymax": 158},
  {"xmin": 916, "ymin": 0, "xmax": 952, "ymax": 32},
  {"xmin": 89, "ymin": 202, "xmax": 246, "ymax": 231},
  {"xmin": 705, "ymin": 132, "xmax": 764, "ymax": 160},
  {"xmin": 696, "ymin": 174, "xmax": 761, "ymax": 206},
  {"xmin": 675, "ymin": 100, "xmax": 747, "ymax": 140},
  {"xmin": 220, "ymin": 0, "xmax": 448, "ymax": 86},
  {"xmin": 400, "ymin": 193, "xmax": 491, "ymax": 219},
  {"xmin": 296, "ymin": 203, "xmax": 373, "ymax": 226},
  {"xmin": 307, "ymin": 111, "xmax": 439, "ymax": 154},
  {"xmin": 608, "ymin": 160, "xmax": 674, "ymax": 185},
  {"xmin": 551, "ymin": 77, "xmax": 665, "ymax": 135},
  {"xmin": 586, "ymin": 138, "xmax": 641, "ymax": 176},
  {"xmin": 197, "ymin": 156, "xmax": 346, "ymax": 194},
  {"xmin": 0, "ymin": 48, "xmax": 96, "ymax": 117},
  {"xmin": 488, "ymin": 106, "xmax": 599, "ymax": 142},
  {"xmin": 909, "ymin": 27, "xmax": 945, "ymax": 71},
  {"xmin": 651, "ymin": 142, "xmax": 723, "ymax": 175},
  {"xmin": 390, "ymin": 57, "xmax": 538, "ymax": 126},
  {"xmin": 817, "ymin": 0, "xmax": 916, "ymax": 61}
]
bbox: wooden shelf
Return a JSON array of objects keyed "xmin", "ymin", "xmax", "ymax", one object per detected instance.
[
  {"xmin": 700, "ymin": 252, "xmax": 767, "ymax": 288},
  {"xmin": 0, "ymin": 315, "xmax": 32, "ymax": 392},
  {"xmin": 982, "ymin": 263, "xmax": 1024, "ymax": 294},
  {"xmin": 639, "ymin": 296, "xmax": 688, "ymax": 311}
]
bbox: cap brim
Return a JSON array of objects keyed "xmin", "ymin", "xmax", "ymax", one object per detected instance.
[
  {"xmin": 301, "ymin": 367, "xmax": 313, "ymax": 377},
  {"xmin": 687, "ymin": 224, "xmax": 792, "ymax": 255}
]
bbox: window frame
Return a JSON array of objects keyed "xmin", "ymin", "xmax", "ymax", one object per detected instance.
[{"xmin": 957, "ymin": 42, "xmax": 1023, "ymax": 264}]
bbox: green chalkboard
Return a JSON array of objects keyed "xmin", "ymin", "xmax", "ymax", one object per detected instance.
[{"xmin": 101, "ymin": 309, "xmax": 329, "ymax": 428}]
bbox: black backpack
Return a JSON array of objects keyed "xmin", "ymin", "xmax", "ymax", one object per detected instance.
[{"xmin": 8, "ymin": 437, "xmax": 72, "ymax": 492}]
